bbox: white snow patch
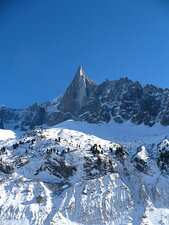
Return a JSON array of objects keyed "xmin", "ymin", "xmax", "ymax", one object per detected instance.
[{"xmin": 0, "ymin": 129, "xmax": 16, "ymax": 141}]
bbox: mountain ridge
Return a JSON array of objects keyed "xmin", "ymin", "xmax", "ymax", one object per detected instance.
[{"xmin": 1, "ymin": 66, "xmax": 169, "ymax": 130}]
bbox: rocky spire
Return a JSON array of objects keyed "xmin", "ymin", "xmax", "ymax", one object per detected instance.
[
  {"xmin": 59, "ymin": 66, "xmax": 95, "ymax": 115},
  {"xmin": 74, "ymin": 65, "xmax": 88, "ymax": 81}
]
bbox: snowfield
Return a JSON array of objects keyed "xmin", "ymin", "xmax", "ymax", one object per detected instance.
[
  {"xmin": 55, "ymin": 120, "xmax": 169, "ymax": 148},
  {"xmin": 0, "ymin": 129, "xmax": 16, "ymax": 141},
  {"xmin": 0, "ymin": 121, "xmax": 169, "ymax": 224}
]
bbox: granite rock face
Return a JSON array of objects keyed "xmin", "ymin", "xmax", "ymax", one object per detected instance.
[
  {"xmin": 1, "ymin": 66, "xmax": 169, "ymax": 129},
  {"xmin": 73, "ymin": 76, "xmax": 169, "ymax": 126},
  {"xmin": 157, "ymin": 139, "xmax": 169, "ymax": 171},
  {"xmin": 0, "ymin": 104, "xmax": 47, "ymax": 130},
  {"xmin": 58, "ymin": 66, "xmax": 96, "ymax": 115}
]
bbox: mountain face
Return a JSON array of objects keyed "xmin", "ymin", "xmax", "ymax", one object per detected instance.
[
  {"xmin": 0, "ymin": 104, "xmax": 47, "ymax": 130},
  {"xmin": 59, "ymin": 66, "xmax": 96, "ymax": 115},
  {"xmin": 1, "ymin": 66, "xmax": 169, "ymax": 130}
]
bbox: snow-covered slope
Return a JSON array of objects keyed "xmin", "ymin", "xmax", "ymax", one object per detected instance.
[
  {"xmin": 0, "ymin": 121, "xmax": 169, "ymax": 224},
  {"xmin": 55, "ymin": 120, "xmax": 169, "ymax": 149},
  {"xmin": 0, "ymin": 129, "xmax": 16, "ymax": 141}
]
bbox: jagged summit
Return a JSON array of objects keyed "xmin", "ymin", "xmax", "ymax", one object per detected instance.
[
  {"xmin": 58, "ymin": 66, "xmax": 96, "ymax": 115},
  {"xmin": 72, "ymin": 66, "xmax": 91, "ymax": 90},
  {"xmin": 72, "ymin": 66, "xmax": 94, "ymax": 87},
  {"xmin": 1, "ymin": 66, "xmax": 169, "ymax": 130},
  {"xmin": 74, "ymin": 65, "xmax": 87, "ymax": 79}
]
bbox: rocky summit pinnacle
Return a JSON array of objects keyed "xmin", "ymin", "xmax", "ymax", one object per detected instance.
[
  {"xmin": 58, "ymin": 66, "xmax": 96, "ymax": 115},
  {"xmin": 74, "ymin": 66, "xmax": 87, "ymax": 79}
]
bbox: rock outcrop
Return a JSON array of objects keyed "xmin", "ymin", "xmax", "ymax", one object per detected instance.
[{"xmin": 58, "ymin": 66, "xmax": 96, "ymax": 115}]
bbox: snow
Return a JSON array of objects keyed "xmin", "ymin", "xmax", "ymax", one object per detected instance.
[
  {"xmin": 137, "ymin": 146, "xmax": 150, "ymax": 161},
  {"xmin": 0, "ymin": 121, "xmax": 169, "ymax": 224},
  {"xmin": 0, "ymin": 218, "xmax": 30, "ymax": 225},
  {"xmin": 54, "ymin": 120, "xmax": 169, "ymax": 148},
  {"xmin": 0, "ymin": 129, "xmax": 16, "ymax": 141}
]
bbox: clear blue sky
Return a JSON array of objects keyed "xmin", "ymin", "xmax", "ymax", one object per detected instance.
[{"xmin": 1, "ymin": 0, "xmax": 169, "ymax": 108}]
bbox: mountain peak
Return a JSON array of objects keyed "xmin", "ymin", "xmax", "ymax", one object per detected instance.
[
  {"xmin": 58, "ymin": 66, "xmax": 95, "ymax": 115},
  {"xmin": 73, "ymin": 65, "xmax": 89, "ymax": 84},
  {"xmin": 76, "ymin": 65, "xmax": 84, "ymax": 76}
]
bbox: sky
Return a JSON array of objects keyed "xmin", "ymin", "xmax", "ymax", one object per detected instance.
[{"xmin": 0, "ymin": 0, "xmax": 169, "ymax": 108}]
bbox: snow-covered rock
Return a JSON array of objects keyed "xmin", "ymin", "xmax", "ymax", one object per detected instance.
[{"xmin": 0, "ymin": 122, "xmax": 168, "ymax": 224}]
